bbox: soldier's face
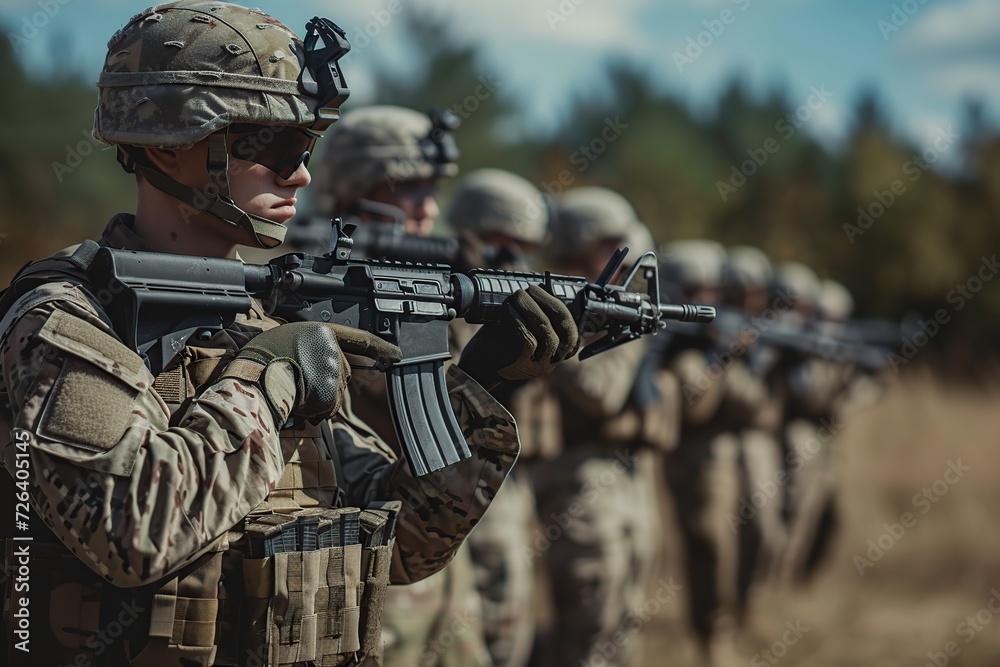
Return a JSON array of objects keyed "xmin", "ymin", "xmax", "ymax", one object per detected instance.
[
  {"xmin": 591, "ymin": 238, "xmax": 627, "ymax": 283},
  {"xmin": 169, "ymin": 131, "xmax": 313, "ymax": 233},
  {"xmin": 743, "ymin": 285, "xmax": 769, "ymax": 314},
  {"xmin": 227, "ymin": 157, "xmax": 312, "ymax": 226},
  {"xmin": 479, "ymin": 232, "xmax": 533, "ymax": 257},
  {"xmin": 690, "ymin": 285, "xmax": 722, "ymax": 305},
  {"xmin": 366, "ymin": 177, "xmax": 440, "ymax": 237},
  {"xmin": 554, "ymin": 239, "xmax": 624, "ymax": 282}
]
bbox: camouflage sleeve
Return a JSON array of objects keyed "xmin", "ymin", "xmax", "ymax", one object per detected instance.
[
  {"xmin": 0, "ymin": 284, "xmax": 291, "ymax": 587},
  {"xmin": 331, "ymin": 365, "xmax": 519, "ymax": 585},
  {"xmin": 786, "ymin": 358, "xmax": 853, "ymax": 417},
  {"xmin": 669, "ymin": 348, "xmax": 726, "ymax": 425},
  {"xmin": 721, "ymin": 359, "xmax": 780, "ymax": 429},
  {"xmin": 550, "ymin": 337, "xmax": 647, "ymax": 416}
]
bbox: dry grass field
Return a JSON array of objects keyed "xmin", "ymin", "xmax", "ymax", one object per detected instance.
[{"xmin": 639, "ymin": 370, "xmax": 1000, "ymax": 667}]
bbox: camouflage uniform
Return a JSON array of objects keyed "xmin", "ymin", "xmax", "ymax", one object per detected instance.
[
  {"xmin": 531, "ymin": 188, "xmax": 676, "ymax": 667},
  {"xmin": 0, "ymin": 215, "xmax": 519, "ymax": 666},
  {"xmin": 770, "ymin": 274, "xmax": 856, "ymax": 584},
  {"xmin": 312, "ymin": 106, "xmax": 492, "ymax": 667},
  {"xmin": 0, "ymin": 6, "xmax": 521, "ymax": 666},
  {"xmin": 446, "ymin": 169, "xmax": 552, "ymax": 667},
  {"xmin": 724, "ymin": 247, "xmax": 789, "ymax": 591},
  {"xmin": 659, "ymin": 241, "xmax": 783, "ymax": 657}
]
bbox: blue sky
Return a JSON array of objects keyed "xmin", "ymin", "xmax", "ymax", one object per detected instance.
[{"xmin": 3, "ymin": 0, "xmax": 998, "ymax": 156}]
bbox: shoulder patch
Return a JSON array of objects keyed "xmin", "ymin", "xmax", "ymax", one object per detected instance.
[
  {"xmin": 37, "ymin": 309, "xmax": 147, "ymax": 384},
  {"xmin": 32, "ymin": 309, "xmax": 153, "ymax": 456}
]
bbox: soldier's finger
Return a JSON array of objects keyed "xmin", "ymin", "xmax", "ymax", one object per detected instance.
[
  {"xmin": 507, "ymin": 289, "xmax": 559, "ymax": 362},
  {"xmin": 328, "ymin": 324, "xmax": 402, "ymax": 366},
  {"xmin": 525, "ymin": 285, "xmax": 579, "ymax": 360}
]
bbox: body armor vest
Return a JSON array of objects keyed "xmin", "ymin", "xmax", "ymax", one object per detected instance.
[{"xmin": 0, "ymin": 246, "xmax": 395, "ymax": 666}]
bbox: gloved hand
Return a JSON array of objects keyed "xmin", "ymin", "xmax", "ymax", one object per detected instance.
[
  {"xmin": 221, "ymin": 322, "xmax": 401, "ymax": 423},
  {"xmin": 459, "ymin": 285, "xmax": 580, "ymax": 393}
]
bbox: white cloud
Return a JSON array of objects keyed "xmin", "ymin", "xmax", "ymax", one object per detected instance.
[
  {"xmin": 804, "ymin": 97, "xmax": 846, "ymax": 141},
  {"xmin": 668, "ymin": 0, "xmax": 814, "ymax": 5},
  {"xmin": 903, "ymin": 113, "xmax": 956, "ymax": 145},
  {"xmin": 893, "ymin": 0, "xmax": 1000, "ymax": 113},
  {"xmin": 926, "ymin": 61, "xmax": 1000, "ymax": 96},
  {"xmin": 896, "ymin": 0, "xmax": 1000, "ymax": 60}
]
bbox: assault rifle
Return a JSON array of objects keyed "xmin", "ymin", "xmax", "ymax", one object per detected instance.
[
  {"xmin": 665, "ymin": 306, "xmax": 899, "ymax": 372},
  {"xmin": 81, "ymin": 220, "xmax": 715, "ymax": 476}
]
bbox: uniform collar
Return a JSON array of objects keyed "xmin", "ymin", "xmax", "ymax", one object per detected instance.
[{"xmin": 100, "ymin": 213, "xmax": 153, "ymax": 252}]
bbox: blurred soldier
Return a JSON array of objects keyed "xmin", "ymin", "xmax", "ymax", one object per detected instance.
[
  {"xmin": 771, "ymin": 274, "xmax": 856, "ymax": 584},
  {"xmin": 617, "ymin": 221, "xmax": 681, "ymax": 636},
  {"xmin": 445, "ymin": 168, "xmax": 551, "ymax": 667},
  {"xmin": 311, "ymin": 105, "xmax": 492, "ymax": 667},
  {"xmin": 531, "ymin": 187, "xmax": 675, "ymax": 667},
  {"xmin": 311, "ymin": 104, "xmax": 461, "ymax": 433},
  {"xmin": 659, "ymin": 240, "xmax": 781, "ymax": 662},
  {"xmin": 287, "ymin": 104, "xmax": 459, "ymax": 254},
  {"xmin": 0, "ymin": 5, "xmax": 583, "ymax": 665},
  {"xmin": 723, "ymin": 246, "xmax": 787, "ymax": 594},
  {"xmin": 445, "ymin": 167, "xmax": 549, "ymax": 345},
  {"xmin": 771, "ymin": 262, "xmax": 822, "ymax": 324}
]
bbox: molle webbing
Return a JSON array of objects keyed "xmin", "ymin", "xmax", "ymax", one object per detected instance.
[
  {"xmin": 152, "ymin": 364, "xmax": 186, "ymax": 403},
  {"xmin": 137, "ymin": 549, "xmax": 224, "ymax": 665},
  {"xmin": 237, "ymin": 504, "xmax": 399, "ymax": 666}
]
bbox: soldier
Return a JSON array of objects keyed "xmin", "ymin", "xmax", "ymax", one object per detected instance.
[
  {"xmin": 445, "ymin": 168, "xmax": 552, "ymax": 667},
  {"xmin": 303, "ymin": 104, "xmax": 463, "ymax": 441},
  {"xmin": 531, "ymin": 187, "xmax": 673, "ymax": 667},
  {"xmin": 288, "ymin": 104, "xmax": 459, "ymax": 256},
  {"xmin": 658, "ymin": 240, "xmax": 734, "ymax": 661},
  {"xmin": 659, "ymin": 240, "xmax": 784, "ymax": 662},
  {"xmin": 310, "ymin": 106, "xmax": 493, "ymax": 667},
  {"xmin": 722, "ymin": 246, "xmax": 787, "ymax": 593},
  {"xmin": 446, "ymin": 168, "xmax": 547, "ymax": 264},
  {"xmin": 771, "ymin": 272, "xmax": 856, "ymax": 584},
  {"xmin": 0, "ymin": 4, "xmax": 580, "ymax": 666}
]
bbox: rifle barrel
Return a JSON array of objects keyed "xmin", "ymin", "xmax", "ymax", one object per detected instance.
[{"xmin": 659, "ymin": 303, "xmax": 716, "ymax": 324}]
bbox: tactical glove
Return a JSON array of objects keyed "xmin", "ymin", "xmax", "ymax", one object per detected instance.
[
  {"xmin": 459, "ymin": 285, "xmax": 580, "ymax": 394},
  {"xmin": 221, "ymin": 322, "xmax": 401, "ymax": 423}
]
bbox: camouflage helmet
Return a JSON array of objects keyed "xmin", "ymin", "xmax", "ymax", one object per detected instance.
[
  {"xmin": 94, "ymin": 1, "xmax": 351, "ymax": 248},
  {"xmin": 727, "ymin": 245, "xmax": 773, "ymax": 291},
  {"xmin": 773, "ymin": 261, "xmax": 822, "ymax": 310},
  {"xmin": 446, "ymin": 169, "xmax": 547, "ymax": 245},
  {"xmin": 546, "ymin": 187, "xmax": 639, "ymax": 262},
  {"xmin": 317, "ymin": 105, "xmax": 460, "ymax": 204},
  {"xmin": 818, "ymin": 279, "xmax": 854, "ymax": 321},
  {"xmin": 660, "ymin": 239, "xmax": 728, "ymax": 289}
]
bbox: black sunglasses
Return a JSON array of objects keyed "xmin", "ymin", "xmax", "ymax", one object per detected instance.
[{"xmin": 229, "ymin": 124, "xmax": 318, "ymax": 179}]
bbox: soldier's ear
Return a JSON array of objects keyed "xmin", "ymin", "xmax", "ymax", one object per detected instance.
[{"xmin": 144, "ymin": 147, "xmax": 180, "ymax": 176}]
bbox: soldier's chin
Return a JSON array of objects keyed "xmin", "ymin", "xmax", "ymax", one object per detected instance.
[{"xmin": 267, "ymin": 205, "xmax": 297, "ymax": 224}]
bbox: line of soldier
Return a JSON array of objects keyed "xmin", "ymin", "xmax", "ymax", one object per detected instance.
[
  {"xmin": 291, "ymin": 98, "xmax": 883, "ymax": 667},
  {"xmin": 657, "ymin": 243, "xmax": 884, "ymax": 665},
  {"xmin": 0, "ymin": 3, "xmax": 884, "ymax": 666}
]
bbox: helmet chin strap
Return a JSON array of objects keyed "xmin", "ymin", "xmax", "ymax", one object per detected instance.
[{"xmin": 128, "ymin": 131, "xmax": 289, "ymax": 249}]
